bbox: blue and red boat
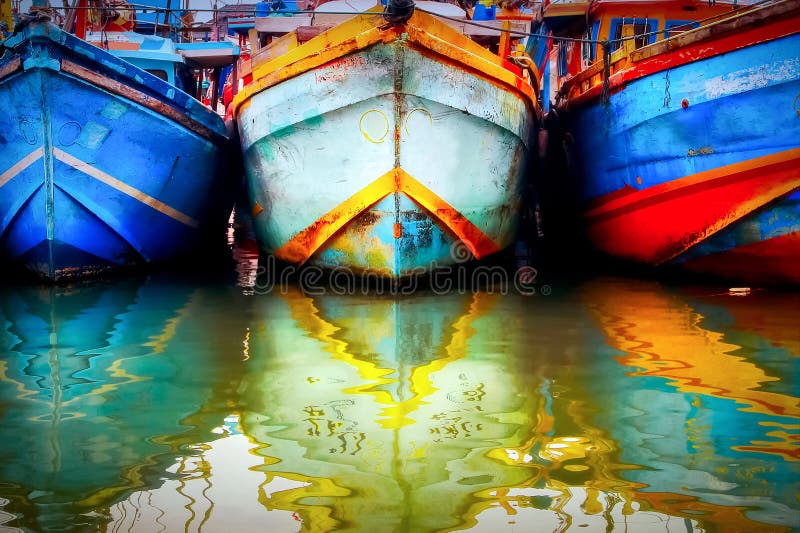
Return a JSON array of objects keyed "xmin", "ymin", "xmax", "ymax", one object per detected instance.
[
  {"xmin": 540, "ymin": 0, "xmax": 800, "ymax": 284},
  {"xmin": 0, "ymin": 6, "xmax": 237, "ymax": 281}
]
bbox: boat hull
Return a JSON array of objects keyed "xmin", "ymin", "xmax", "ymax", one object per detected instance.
[
  {"xmin": 568, "ymin": 27, "xmax": 800, "ymax": 283},
  {"xmin": 236, "ymin": 15, "xmax": 536, "ymax": 278},
  {"xmin": 0, "ymin": 22, "xmax": 233, "ymax": 281}
]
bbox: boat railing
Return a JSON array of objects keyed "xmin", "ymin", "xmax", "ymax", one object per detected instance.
[{"xmin": 557, "ymin": 0, "xmax": 793, "ymax": 104}]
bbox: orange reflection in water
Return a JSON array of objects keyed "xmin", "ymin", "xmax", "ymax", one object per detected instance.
[
  {"xmin": 237, "ymin": 287, "xmax": 778, "ymax": 532},
  {"xmin": 583, "ymin": 279, "xmax": 798, "ymax": 463}
]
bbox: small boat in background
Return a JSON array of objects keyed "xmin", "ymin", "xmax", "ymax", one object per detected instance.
[
  {"xmin": 0, "ymin": 2, "xmax": 238, "ymax": 282},
  {"xmin": 540, "ymin": 0, "xmax": 800, "ymax": 285},
  {"xmin": 232, "ymin": 0, "xmax": 540, "ymax": 278}
]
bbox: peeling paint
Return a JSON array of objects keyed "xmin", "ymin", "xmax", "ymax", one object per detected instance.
[
  {"xmin": 687, "ymin": 147, "xmax": 714, "ymax": 157},
  {"xmin": 100, "ymin": 100, "xmax": 129, "ymax": 120},
  {"xmin": 704, "ymin": 57, "xmax": 800, "ymax": 100},
  {"xmin": 77, "ymin": 121, "xmax": 110, "ymax": 150}
]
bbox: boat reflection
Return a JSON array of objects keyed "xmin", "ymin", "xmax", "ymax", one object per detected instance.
[
  {"xmin": 237, "ymin": 285, "xmax": 799, "ymax": 532},
  {"xmin": 0, "ymin": 276, "xmax": 247, "ymax": 532},
  {"xmin": 0, "ymin": 275, "xmax": 796, "ymax": 532},
  {"xmin": 582, "ymin": 278, "xmax": 799, "ymax": 531}
]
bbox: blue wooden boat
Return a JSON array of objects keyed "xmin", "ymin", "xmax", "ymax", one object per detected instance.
[
  {"xmin": 0, "ymin": 15, "xmax": 236, "ymax": 281},
  {"xmin": 232, "ymin": 1, "xmax": 540, "ymax": 278},
  {"xmin": 539, "ymin": 0, "xmax": 800, "ymax": 285}
]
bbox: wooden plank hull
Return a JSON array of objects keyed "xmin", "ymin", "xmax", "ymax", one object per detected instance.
[
  {"xmin": 568, "ymin": 17, "xmax": 800, "ymax": 284},
  {"xmin": 235, "ymin": 13, "xmax": 537, "ymax": 278},
  {"xmin": 0, "ymin": 22, "xmax": 234, "ymax": 281}
]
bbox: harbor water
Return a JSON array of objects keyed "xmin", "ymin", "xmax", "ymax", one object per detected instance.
[{"xmin": 0, "ymin": 235, "xmax": 797, "ymax": 532}]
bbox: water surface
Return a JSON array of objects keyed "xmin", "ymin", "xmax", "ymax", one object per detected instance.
[{"xmin": 0, "ymin": 246, "xmax": 797, "ymax": 532}]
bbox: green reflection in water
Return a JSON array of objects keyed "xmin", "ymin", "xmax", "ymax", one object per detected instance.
[
  {"xmin": 0, "ymin": 276, "xmax": 249, "ymax": 531},
  {"xmin": 0, "ymin": 272, "xmax": 797, "ymax": 532}
]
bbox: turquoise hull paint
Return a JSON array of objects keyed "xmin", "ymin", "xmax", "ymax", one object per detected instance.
[
  {"xmin": 0, "ymin": 22, "xmax": 234, "ymax": 280},
  {"xmin": 239, "ymin": 40, "xmax": 534, "ymax": 277},
  {"xmin": 312, "ymin": 194, "xmax": 456, "ymax": 277}
]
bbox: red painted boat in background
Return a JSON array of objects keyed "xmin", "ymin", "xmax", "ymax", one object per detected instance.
[{"xmin": 537, "ymin": 0, "xmax": 800, "ymax": 285}]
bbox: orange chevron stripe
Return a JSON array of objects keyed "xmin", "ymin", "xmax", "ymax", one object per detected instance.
[
  {"xmin": 273, "ymin": 167, "xmax": 500, "ymax": 265},
  {"xmin": 273, "ymin": 170, "xmax": 395, "ymax": 264},
  {"xmin": 395, "ymin": 168, "xmax": 501, "ymax": 259}
]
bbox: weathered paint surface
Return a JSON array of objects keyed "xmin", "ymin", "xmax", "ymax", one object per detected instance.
[
  {"xmin": 311, "ymin": 194, "xmax": 456, "ymax": 277},
  {"xmin": 0, "ymin": 22, "xmax": 233, "ymax": 280},
  {"xmin": 237, "ymin": 23, "xmax": 536, "ymax": 277},
  {"xmin": 676, "ymin": 190, "xmax": 800, "ymax": 284},
  {"xmin": 569, "ymin": 28, "xmax": 800, "ymax": 281}
]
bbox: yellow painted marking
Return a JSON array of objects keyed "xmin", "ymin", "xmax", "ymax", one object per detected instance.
[
  {"xmin": 395, "ymin": 168, "xmax": 501, "ymax": 258},
  {"xmin": 0, "ymin": 147, "xmax": 44, "ymax": 189},
  {"xmin": 359, "ymin": 109, "xmax": 390, "ymax": 143},
  {"xmin": 232, "ymin": 10, "xmax": 537, "ymax": 117},
  {"xmin": 53, "ymin": 148, "xmax": 199, "ymax": 228},
  {"xmin": 404, "ymin": 107, "xmax": 432, "ymax": 136},
  {"xmin": 281, "ymin": 286, "xmax": 497, "ymax": 429},
  {"xmin": 274, "ymin": 169, "xmax": 396, "ymax": 264},
  {"xmin": 274, "ymin": 167, "xmax": 500, "ymax": 265}
]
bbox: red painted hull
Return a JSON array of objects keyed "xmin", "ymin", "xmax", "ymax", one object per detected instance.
[
  {"xmin": 583, "ymin": 148, "xmax": 800, "ymax": 271},
  {"xmin": 680, "ymin": 231, "xmax": 800, "ymax": 286}
]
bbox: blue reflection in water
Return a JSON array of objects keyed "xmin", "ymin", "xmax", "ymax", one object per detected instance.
[
  {"xmin": 0, "ymin": 259, "xmax": 796, "ymax": 532},
  {"xmin": 0, "ymin": 275, "xmax": 248, "ymax": 531}
]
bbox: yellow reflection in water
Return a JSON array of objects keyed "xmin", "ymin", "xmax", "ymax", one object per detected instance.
[
  {"xmin": 583, "ymin": 279, "xmax": 799, "ymax": 464},
  {"xmin": 235, "ymin": 288, "xmax": 709, "ymax": 533},
  {"xmin": 3, "ymin": 276, "xmax": 795, "ymax": 532}
]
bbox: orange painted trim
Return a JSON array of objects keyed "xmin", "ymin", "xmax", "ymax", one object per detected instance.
[
  {"xmin": 233, "ymin": 10, "xmax": 537, "ymax": 117},
  {"xmin": 584, "ymin": 149, "xmax": 800, "ymax": 265},
  {"xmin": 273, "ymin": 167, "xmax": 500, "ymax": 265},
  {"xmin": 274, "ymin": 169, "xmax": 395, "ymax": 264},
  {"xmin": 401, "ymin": 15, "xmax": 532, "ymax": 97},
  {"xmin": 0, "ymin": 57, "xmax": 21, "ymax": 82},
  {"xmin": 395, "ymin": 168, "xmax": 501, "ymax": 259},
  {"xmin": 542, "ymin": 1, "xmax": 589, "ymax": 18},
  {"xmin": 104, "ymin": 42, "xmax": 141, "ymax": 51},
  {"xmin": 234, "ymin": 15, "xmax": 394, "ymax": 112},
  {"xmin": 585, "ymin": 148, "xmax": 800, "ymax": 223}
]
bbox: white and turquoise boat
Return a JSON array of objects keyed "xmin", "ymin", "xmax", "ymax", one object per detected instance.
[{"xmin": 233, "ymin": 1, "xmax": 540, "ymax": 278}]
